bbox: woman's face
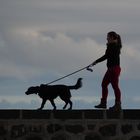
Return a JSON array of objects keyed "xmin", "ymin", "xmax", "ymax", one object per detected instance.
[{"xmin": 107, "ymin": 35, "xmax": 117, "ymax": 44}]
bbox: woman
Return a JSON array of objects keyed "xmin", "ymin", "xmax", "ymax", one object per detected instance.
[{"xmin": 90, "ymin": 31, "xmax": 122, "ymax": 111}]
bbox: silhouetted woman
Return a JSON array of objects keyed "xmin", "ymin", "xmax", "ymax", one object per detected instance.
[{"xmin": 91, "ymin": 31, "xmax": 122, "ymax": 111}]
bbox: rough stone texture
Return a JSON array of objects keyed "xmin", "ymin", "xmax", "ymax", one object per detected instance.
[
  {"xmin": 0, "ymin": 110, "xmax": 140, "ymax": 140},
  {"xmin": 0, "ymin": 125, "xmax": 7, "ymax": 136},
  {"xmin": 85, "ymin": 133, "xmax": 101, "ymax": 140},
  {"xmin": 65, "ymin": 124, "xmax": 84, "ymax": 134},
  {"xmin": 26, "ymin": 136, "xmax": 43, "ymax": 140},
  {"xmin": 11, "ymin": 124, "xmax": 26, "ymax": 138},
  {"xmin": 99, "ymin": 124, "xmax": 116, "ymax": 136},
  {"xmin": 47, "ymin": 124, "xmax": 63, "ymax": 134},
  {"xmin": 130, "ymin": 136, "xmax": 140, "ymax": 140},
  {"xmin": 121, "ymin": 124, "xmax": 133, "ymax": 134},
  {"xmin": 87, "ymin": 124, "xmax": 95, "ymax": 130},
  {"xmin": 137, "ymin": 123, "xmax": 140, "ymax": 130},
  {"xmin": 51, "ymin": 133, "xmax": 71, "ymax": 140}
]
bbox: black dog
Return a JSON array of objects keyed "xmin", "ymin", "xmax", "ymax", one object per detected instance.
[{"xmin": 25, "ymin": 78, "xmax": 82, "ymax": 110}]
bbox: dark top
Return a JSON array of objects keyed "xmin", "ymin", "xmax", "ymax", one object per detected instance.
[{"xmin": 95, "ymin": 43, "xmax": 121, "ymax": 68}]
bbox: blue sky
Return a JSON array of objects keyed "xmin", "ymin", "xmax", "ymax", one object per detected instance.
[{"xmin": 0, "ymin": 0, "xmax": 140, "ymax": 109}]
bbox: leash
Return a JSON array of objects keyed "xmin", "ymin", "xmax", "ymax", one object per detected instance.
[{"xmin": 46, "ymin": 64, "xmax": 94, "ymax": 85}]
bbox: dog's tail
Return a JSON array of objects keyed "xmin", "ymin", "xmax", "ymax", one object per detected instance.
[{"xmin": 68, "ymin": 78, "xmax": 82, "ymax": 90}]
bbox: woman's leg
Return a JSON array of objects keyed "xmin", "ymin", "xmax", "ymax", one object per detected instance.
[
  {"xmin": 109, "ymin": 66, "xmax": 121, "ymax": 111},
  {"xmin": 95, "ymin": 69, "xmax": 110, "ymax": 108},
  {"xmin": 101, "ymin": 69, "xmax": 111, "ymax": 101},
  {"xmin": 111, "ymin": 66, "xmax": 121, "ymax": 102}
]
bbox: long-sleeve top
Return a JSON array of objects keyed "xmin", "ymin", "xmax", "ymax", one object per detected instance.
[{"xmin": 95, "ymin": 43, "xmax": 121, "ymax": 68}]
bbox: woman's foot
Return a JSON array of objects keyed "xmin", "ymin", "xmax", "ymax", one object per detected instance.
[
  {"xmin": 94, "ymin": 99, "xmax": 107, "ymax": 109},
  {"xmin": 109, "ymin": 101, "xmax": 121, "ymax": 111}
]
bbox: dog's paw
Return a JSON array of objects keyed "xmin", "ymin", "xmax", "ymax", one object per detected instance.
[
  {"xmin": 53, "ymin": 107, "xmax": 56, "ymax": 110},
  {"xmin": 67, "ymin": 108, "xmax": 72, "ymax": 110}
]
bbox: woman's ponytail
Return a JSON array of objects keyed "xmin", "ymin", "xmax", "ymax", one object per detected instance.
[{"xmin": 117, "ymin": 34, "xmax": 122, "ymax": 49}]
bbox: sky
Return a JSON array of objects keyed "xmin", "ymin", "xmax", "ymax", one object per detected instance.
[{"xmin": 0, "ymin": 0, "xmax": 140, "ymax": 109}]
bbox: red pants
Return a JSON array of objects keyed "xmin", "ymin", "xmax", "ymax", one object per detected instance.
[{"xmin": 101, "ymin": 66, "xmax": 121, "ymax": 102}]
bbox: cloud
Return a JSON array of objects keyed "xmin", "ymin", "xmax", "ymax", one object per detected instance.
[
  {"xmin": 1, "ymin": 27, "xmax": 140, "ymax": 81},
  {"xmin": 0, "ymin": 99, "xmax": 40, "ymax": 109},
  {"xmin": 0, "ymin": 28, "xmax": 106, "ymax": 80},
  {"xmin": 121, "ymin": 43, "xmax": 140, "ymax": 79}
]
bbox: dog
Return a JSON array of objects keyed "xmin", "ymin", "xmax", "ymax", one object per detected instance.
[{"xmin": 25, "ymin": 78, "xmax": 82, "ymax": 110}]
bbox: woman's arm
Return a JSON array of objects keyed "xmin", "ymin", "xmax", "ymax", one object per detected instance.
[
  {"xmin": 91, "ymin": 54, "xmax": 107, "ymax": 66},
  {"xmin": 95, "ymin": 54, "xmax": 107, "ymax": 64}
]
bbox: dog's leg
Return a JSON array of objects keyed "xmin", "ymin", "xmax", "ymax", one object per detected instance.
[
  {"xmin": 63, "ymin": 101, "xmax": 68, "ymax": 110},
  {"xmin": 68, "ymin": 99, "xmax": 72, "ymax": 110},
  {"xmin": 63, "ymin": 99, "xmax": 72, "ymax": 110},
  {"xmin": 37, "ymin": 99, "xmax": 47, "ymax": 110},
  {"xmin": 50, "ymin": 99, "xmax": 56, "ymax": 110}
]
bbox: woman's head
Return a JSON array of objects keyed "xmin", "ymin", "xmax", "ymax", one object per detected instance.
[{"xmin": 107, "ymin": 31, "xmax": 122, "ymax": 48}]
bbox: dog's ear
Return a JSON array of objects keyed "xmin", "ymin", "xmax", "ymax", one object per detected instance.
[
  {"xmin": 35, "ymin": 86, "xmax": 40, "ymax": 93},
  {"xmin": 40, "ymin": 84, "xmax": 44, "ymax": 87}
]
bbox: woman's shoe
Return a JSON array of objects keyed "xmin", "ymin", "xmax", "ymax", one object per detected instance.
[
  {"xmin": 94, "ymin": 99, "xmax": 107, "ymax": 109},
  {"xmin": 109, "ymin": 101, "xmax": 121, "ymax": 111}
]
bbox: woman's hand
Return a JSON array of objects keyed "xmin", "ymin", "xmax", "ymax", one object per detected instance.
[
  {"xmin": 86, "ymin": 61, "xmax": 97, "ymax": 72},
  {"xmin": 91, "ymin": 61, "xmax": 97, "ymax": 66}
]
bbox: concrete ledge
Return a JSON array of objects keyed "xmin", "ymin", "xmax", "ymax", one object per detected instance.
[
  {"xmin": 0, "ymin": 109, "xmax": 140, "ymax": 120},
  {"xmin": 1, "ymin": 110, "xmax": 140, "ymax": 140},
  {"xmin": 123, "ymin": 110, "xmax": 140, "ymax": 119},
  {"xmin": 0, "ymin": 110, "xmax": 20, "ymax": 119}
]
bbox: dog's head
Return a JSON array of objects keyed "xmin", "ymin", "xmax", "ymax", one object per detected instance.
[{"xmin": 25, "ymin": 86, "xmax": 40, "ymax": 95}]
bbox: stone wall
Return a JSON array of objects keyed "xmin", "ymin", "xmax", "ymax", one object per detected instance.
[{"xmin": 0, "ymin": 110, "xmax": 140, "ymax": 140}]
